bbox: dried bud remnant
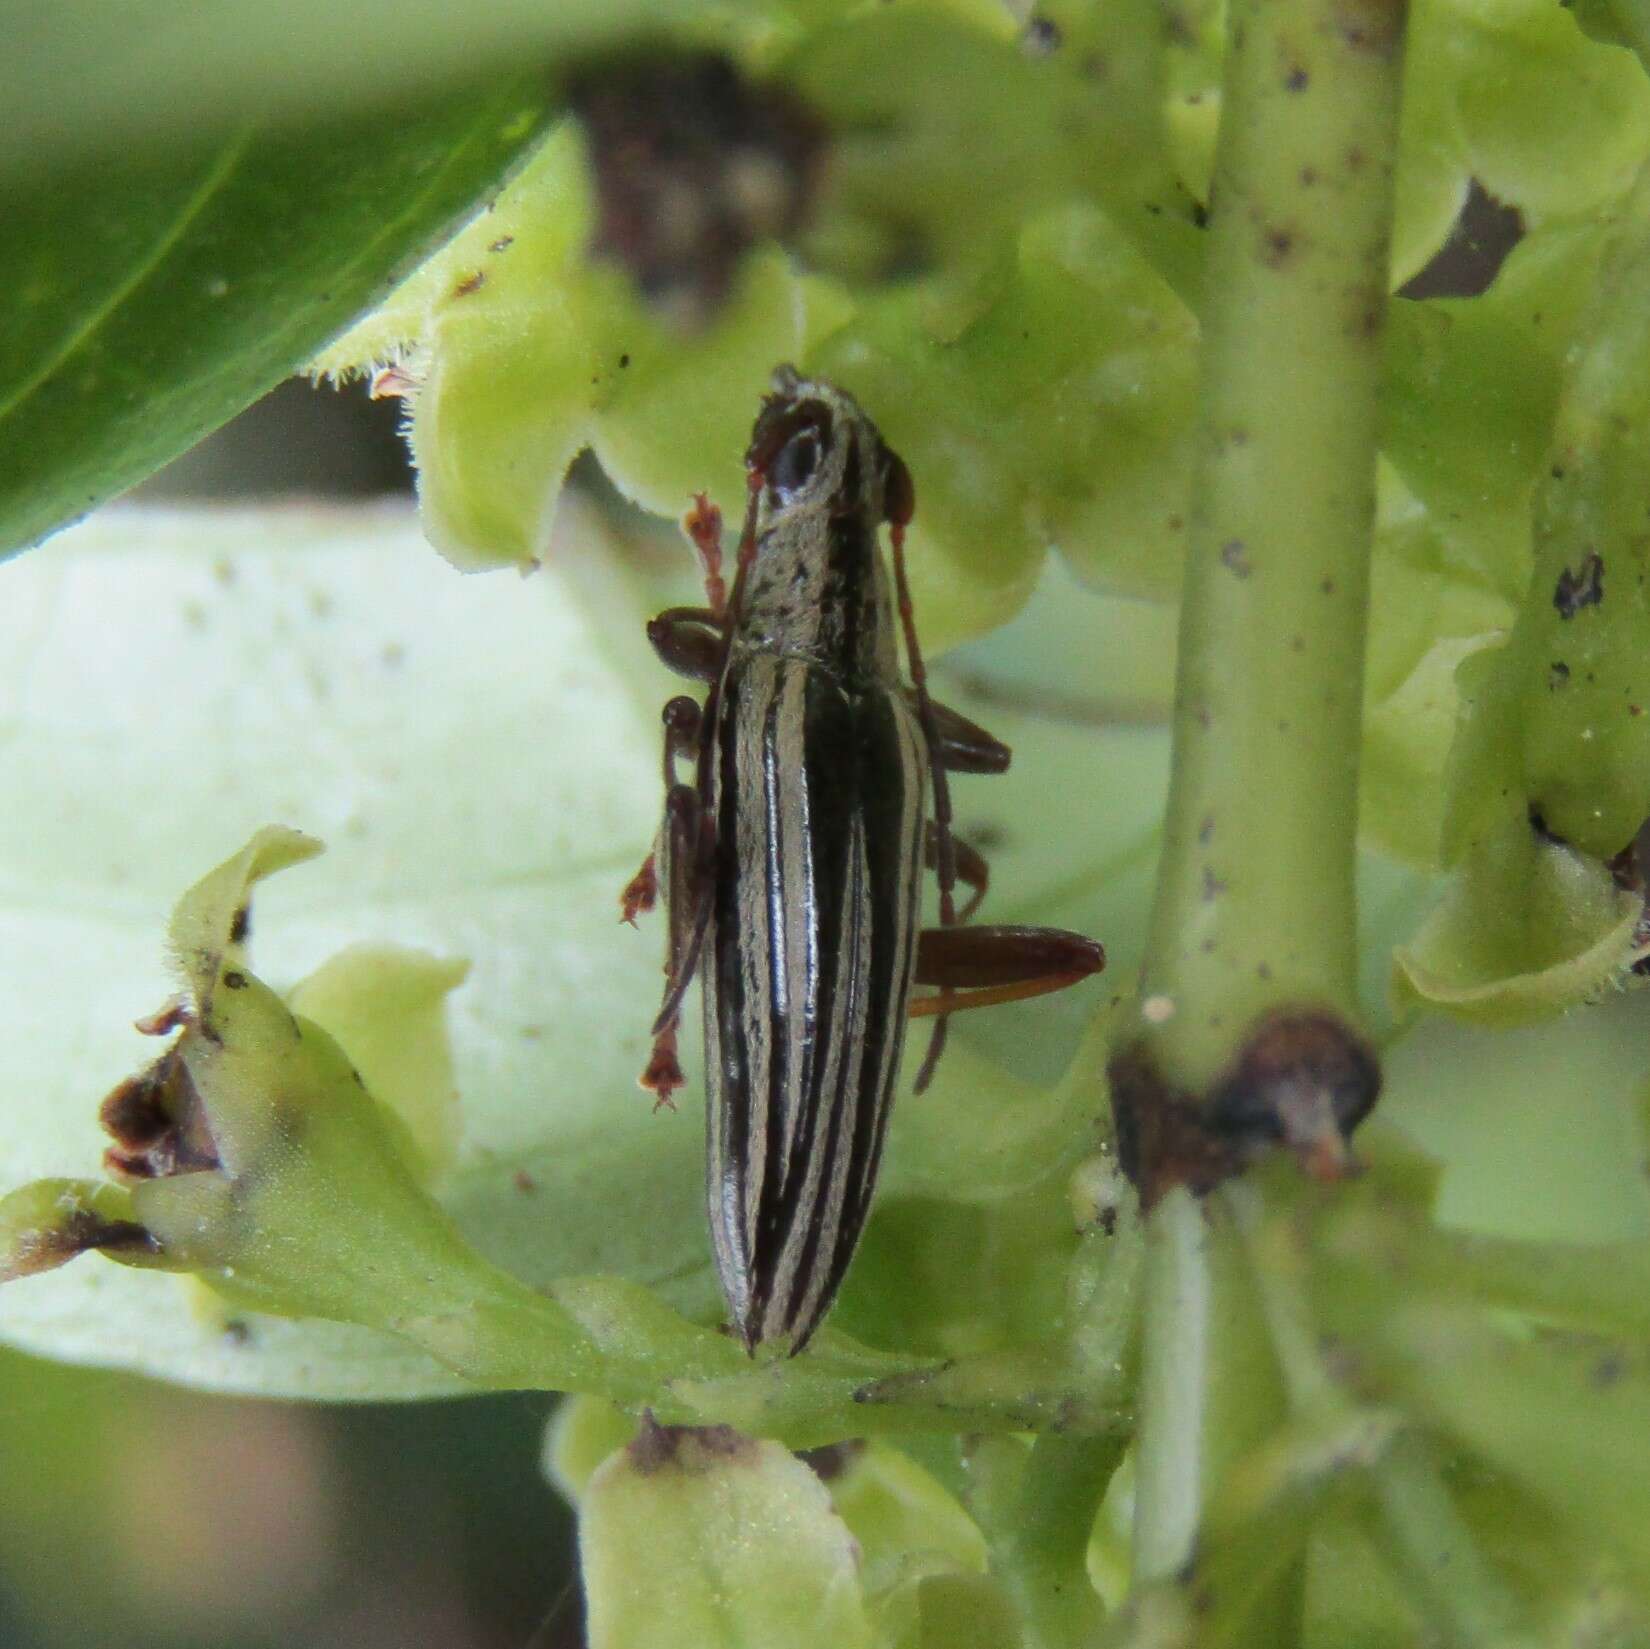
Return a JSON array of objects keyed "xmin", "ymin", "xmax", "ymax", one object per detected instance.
[
  {"xmin": 567, "ymin": 51, "xmax": 825, "ymax": 326},
  {"xmin": 1110, "ymin": 1009, "xmax": 1380, "ymax": 1206}
]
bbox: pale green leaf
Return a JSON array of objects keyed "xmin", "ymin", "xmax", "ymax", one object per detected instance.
[{"xmin": 581, "ymin": 1422, "xmax": 874, "ymax": 1649}]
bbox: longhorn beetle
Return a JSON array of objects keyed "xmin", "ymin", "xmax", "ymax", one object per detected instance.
[{"xmin": 622, "ymin": 367, "xmax": 1105, "ymax": 1353}]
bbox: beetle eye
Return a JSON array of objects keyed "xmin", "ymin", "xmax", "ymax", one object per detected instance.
[{"xmin": 769, "ymin": 430, "xmax": 821, "ymax": 501}]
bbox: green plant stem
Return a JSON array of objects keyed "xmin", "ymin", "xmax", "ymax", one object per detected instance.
[
  {"xmin": 1125, "ymin": 0, "xmax": 1408, "ymax": 1618},
  {"xmin": 998, "ymin": 1433, "xmax": 1122, "ymax": 1649},
  {"xmin": 1131, "ymin": 1190, "xmax": 1286, "ymax": 1588},
  {"xmin": 1138, "ymin": 0, "xmax": 1406, "ymax": 1091}
]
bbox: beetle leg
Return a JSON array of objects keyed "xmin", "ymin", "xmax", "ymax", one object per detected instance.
[
  {"xmin": 924, "ymin": 823, "xmax": 989, "ymax": 922},
  {"xmin": 888, "ymin": 519, "xmax": 967, "ymax": 1093},
  {"xmin": 640, "ymin": 786, "xmax": 716, "ymax": 1110},
  {"xmin": 910, "ymin": 924, "xmax": 1105, "ymax": 1021},
  {"xmin": 621, "ymin": 696, "xmax": 705, "ymax": 926},
  {"xmin": 922, "ymin": 697, "xmax": 1012, "ymax": 775},
  {"xmin": 649, "ymin": 608, "xmax": 725, "ymax": 681}
]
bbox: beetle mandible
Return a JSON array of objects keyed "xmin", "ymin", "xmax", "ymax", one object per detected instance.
[{"xmin": 622, "ymin": 366, "xmax": 1105, "ymax": 1352}]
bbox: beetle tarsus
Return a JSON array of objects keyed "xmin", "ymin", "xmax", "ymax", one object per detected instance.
[
  {"xmin": 620, "ymin": 854, "xmax": 659, "ymax": 925},
  {"xmin": 640, "ymin": 1026, "xmax": 684, "ymax": 1111},
  {"xmin": 683, "ymin": 493, "xmax": 728, "ymax": 617}
]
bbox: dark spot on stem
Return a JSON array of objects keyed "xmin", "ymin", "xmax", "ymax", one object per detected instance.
[
  {"xmin": 222, "ymin": 970, "xmax": 248, "ymax": 990},
  {"xmin": 229, "ymin": 904, "xmax": 251, "ymax": 944},
  {"xmin": 452, "ymin": 270, "xmax": 486, "ymax": 298},
  {"xmin": 1554, "ymin": 552, "xmax": 1604, "ymax": 618},
  {"xmin": 1021, "ymin": 16, "xmax": 1062, "ymax": 55},
  {"xmin": 1285, "ymin": 66, "xmax": 1309, "ymax": 91},
  {"xmin": 488, "ymin": 235, "xmax": 514, "ymax": 254},
  {"xmin": 1261, "ymin": 225, "xmax": 1296, "ymax": 265},
  {"xmin": 1220, "ymin": 538, "xmax": 1252, "ymax": 577},
  {"xmin": 1549, "ymin": 661, "xmax": 1570, "ymax": 689},
  {"xmin": 1334, "ymin": 0, "xmax": 1404, "ymax": 55}
]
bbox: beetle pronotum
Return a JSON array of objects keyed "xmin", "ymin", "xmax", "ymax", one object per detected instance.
[{"xmin": 622, "ymin": 367, "xmax": 1105, "ymax": 1352}]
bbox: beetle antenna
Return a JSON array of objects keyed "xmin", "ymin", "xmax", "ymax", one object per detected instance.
[{"xmin": 890, "ymin": 520, "xmax": 955, "ymax": 1093}]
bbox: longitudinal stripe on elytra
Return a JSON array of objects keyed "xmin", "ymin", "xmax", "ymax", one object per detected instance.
[{"xmin": 706, "ymin": 645, "xmax": 928, "ymax": 1347}]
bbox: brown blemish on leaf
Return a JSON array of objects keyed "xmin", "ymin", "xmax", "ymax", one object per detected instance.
[
  {"xmin": 488, "ymin": 235, "xmax": 515, "ymax": 254},
  {"xmin": 1220, "ymin": 538, "xmax": 1252, "ymax": 577},
  {"xmin": 453, "ymin": 270, "xmax": 487, "ymax": 298},
  {"xmin": 1554, "ymin": 552, "xmax": 1604, "ymax": 618},
  {"xmin": 513, "ymin": 1169, "xmax": 538, "ymax": 1195},
  {"xmin": 1299, "ymin": 165, "xmax": 1319, "ymax": 187},
  {"xmin": 627, "ymin": 1413, "xmax": 755, "ymax": 1475},
  {"xmin": 100, "ymin": 1046, "xmax": 221, "ymax": 1182},
  {"xmin": 222, "ymin": 970, "xmax": 248, "ymax": 990},
  {"xmin": 1285, "ymin": 66, "xmax": 1309, "ymax": 91},
  {"xmin": 2, "ymin": 1205, "xmax": 157, "ymax": 1281},
  {"xmin": 229, "ymin": 903, "xmax": 251, "ymax": 944}
]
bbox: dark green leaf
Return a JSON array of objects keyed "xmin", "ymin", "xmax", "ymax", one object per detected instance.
[{"xmin": 0, "ymin": 79, "xmax": 559, "ymax": 559}]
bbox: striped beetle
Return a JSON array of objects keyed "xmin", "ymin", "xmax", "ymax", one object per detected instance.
[{"xmin": 622, "ymin": 367, "xmax": 1105, "ymax": 1352}]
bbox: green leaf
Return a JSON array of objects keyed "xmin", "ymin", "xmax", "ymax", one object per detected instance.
[
  {"xmin": 1392, "ymin": 800, "xmax": 1641, "ymax": 1023},
  {"xmin": 581, "ymin": 1423, "xmax": 874, "ymax": 1649},
  {"xmin": 287, "ymin": 944, "xmax": 470, "ymax": 1178},
  {"xmin": 0, "ymin": 81, "xmax": 563, "ymax": 560}
]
